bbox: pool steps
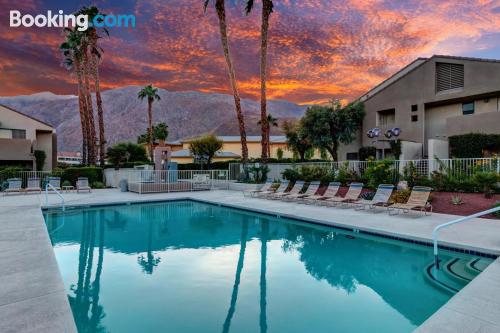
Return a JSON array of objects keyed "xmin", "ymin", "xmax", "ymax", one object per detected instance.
[{"xmin": 425, "ymin": 257, "xmax": 493, "ymax": 294}]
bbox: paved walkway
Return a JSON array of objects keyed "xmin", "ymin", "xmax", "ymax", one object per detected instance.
[{"xmin": 1, "ymin": 189, "xmax": 500, "ymax": 332}]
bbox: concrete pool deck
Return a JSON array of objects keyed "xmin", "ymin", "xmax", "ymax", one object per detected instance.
[{"xmin": 1, "ymin": 188, "xmax": 500, "ymax": 332}]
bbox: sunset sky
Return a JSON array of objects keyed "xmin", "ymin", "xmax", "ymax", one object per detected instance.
[{"xmin": 1, "ymin": 0, "xmax": 500, "ymax": 104}]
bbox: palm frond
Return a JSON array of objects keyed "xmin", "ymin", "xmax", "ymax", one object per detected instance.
[{"xmin": 245, "ymin": 0, "xmax": 254, "ymax": 15}]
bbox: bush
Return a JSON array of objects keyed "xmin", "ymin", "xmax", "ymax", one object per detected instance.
[
  {"xmin": 91, "ymin": 181, "xmax": 105, "ymax": 189},
  {"xmin": 300, "ymin": 165, "xmax": 331, "ymax": 182},
  {"xmin": 282, "ymin": 168, "xmax": 300, "ymax": 181},
  {"xmin": 107, "ymin": 142, "xmax": 149, "ymax": 169},
  {"xmin": 363, "ymin": 159, "xmax": 395, "ymax": 188},
  {"xmin": 334, "ymin": 162, "xmax": 359, "ymax": 186},
  {"xmin": 391, "ymin": 189, "xmax": 411, "ymax": 204},
  {"xmin": 58, "ymin": 167, "xmax": 103, "ymax": 185},
  {"xmin": 34, "ymin": 150, "xmax": 46, "ymax": 171},
  {"xmin": 62, "ymin": 180, "xmax": 72, "ymax": 187},
  {"xmin": 472, "ymin": 171, "xmax": 499, "ymax": 198},
  {"xmin": 449, "ymin": 133, "xmax": 500, "ymax": 158}
]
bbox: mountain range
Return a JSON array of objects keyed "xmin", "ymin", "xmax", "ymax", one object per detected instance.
[{"xmin": 0, "ymin": 86, "xmax": 307, "ymax": 151}]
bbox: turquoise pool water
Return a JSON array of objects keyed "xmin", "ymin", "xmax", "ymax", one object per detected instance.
[{"xmin": 44, "ymin": 200, "xmax": 479, "ymax": 333}]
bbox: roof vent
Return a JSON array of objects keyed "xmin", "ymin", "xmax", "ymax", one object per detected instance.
[{"xmin": 436, "ymin": 62, "xmax": 464, "ymax": 93}]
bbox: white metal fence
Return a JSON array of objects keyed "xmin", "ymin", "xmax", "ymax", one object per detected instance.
[
  {"xmin": 229, "ymin": 158, "xmax": 499, "ymax": 181},
  {"xmin": 123, "ymin": 169, "xmax": 229, "ymax": 194},
  {"xmin": 0, "ymin": 171, "xmax": 55, "ymax": 189}
]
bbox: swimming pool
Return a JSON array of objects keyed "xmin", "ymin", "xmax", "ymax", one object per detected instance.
[{"xmin": 44, "ymin": 200, "xmax": 492, "ymax": 333}]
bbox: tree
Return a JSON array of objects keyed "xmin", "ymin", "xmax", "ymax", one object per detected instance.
[
  {"xmin": 300, "ymin": 100, "xmax": 365, "ymax": 161},
  {"xmin": 189, "ymin": 135, "xmax": 223, "ymax": 168},
  {"xmin": 78, "ymin": 6, "xmax": 109, "ymax": 167},
  {"xmin": 106, "ymin": 142, "xmax": 149, "ymax": 168},
  {"xmin": 258, "ymin": 113, "xmax": 278, "ymax": 157},
  {"xmin": 204, "ymin": 0, "xmax": 249, "ymax": 167},
  {"xmin": 282, "ymin": 120, "xmax": 312, "ymax": 161},
  {"xmin": 34, "ymin": 150, "xmax": 46, "ymax": 171},
  {"xmin": 137, "ymin": 123, "xmax": 169, "ymax": 145},
  {"xmin": 138, "ymin": 85, "xmax": 161, "ymax": 161},
  {"xmin": 245, "ymin": 0, "xmax": 274, "ymax": 163}
]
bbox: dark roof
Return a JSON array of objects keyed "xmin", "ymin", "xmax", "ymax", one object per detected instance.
[{"xmin": 0, "ymin": 103, "xmax": 55, "ymax": 129}]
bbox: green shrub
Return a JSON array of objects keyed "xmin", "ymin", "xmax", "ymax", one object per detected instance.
[
  {"xmin": 34, "ymin": 150, "xmax": 46, "ymax": 171},
  {"xmin": 106, "ymin": 142, "xmax": 149, "ymax": 169},
  {"xmin": 248, "ymin": 165, "xmax": 270, "ymax": 183},
  {"xmin": 449, "ymin": 133, "xmax": 500, "ymax": 158},
  {"xmin": 390, "ymin": 189, "xmax": 411, "ymax": 204},
  {"xmin": 91, "ymin": 181, "xmax": 105, "ymax": 189},
  {"xmin": 363, "ymin": 159, "xmax": 395, "ymax": 188},
  {"xmin": 282, "ymin": 168, "xmax": 300, "ymax": 181},
  {"xmin": 59, "ymin": 167, "xmax": 103, "ymax": 185},
  {"xmin": 334, "ymin": 162, "xmax": 359, "ymax": 186},
  {"xmin": 276, "ymin": 148, "xmax": 284, "ymax": 160},
  {"xmin": 300, "ymin": 165, "xmax": 331, "ymax": 182},
  {"xmin": 472, "ymin": 171, "xmax": 499, "ymax": 198},
  {"xmin": 62, "ymin": 180, "xmax": 72, "ymax": 187}
]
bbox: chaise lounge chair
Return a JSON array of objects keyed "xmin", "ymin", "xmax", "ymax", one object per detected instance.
[
  {"xmin": 3, "ymin": 178, "xmax": 23, "ymax": 195},
  {"xmin": 388, "ymin": 186, "xmax": 433, "ymax": 216},
  {"xmin": 25, "ymin": 178, "xmax": 42, "ymax": 194},
  {"xmin": 268, "ymin": 181, "xmax": 304, "ymax": 200},
  {"xmin": 256, "ymin": 180, "xmax": 289, "ymax": 198},
  {"xmin": 284, "ymin": 181, "xmax": 320, "ymax": 202},
  {"xmin": 77, "ymin": 177, "xmax": 92, "ymax": 193},
  {"xmin": 320, "ymin": 182, "xmax": 364, "ymax": 206},
  {"xmin": 304, "ymin": 182, "xmax": 341, "ymax": 204},
  {"xmin": 46, "ymin": 177, "xmax": 61, "ymax": 191},
  {"xmin": 244, "ymin": 179, "xmax": 275, "ymax": 197},
  {"xmin": 353, "ymin": 184, "xmax": 394, "ymax": 210}
]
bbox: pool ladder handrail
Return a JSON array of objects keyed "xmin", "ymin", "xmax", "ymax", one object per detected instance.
[
  {"xmin": 433, "ymin": 205, "xmax": 500, "ymax": 269},
  {"xmin": 45, "ymin": 183, "xmax": 65, "ymax": 211}
]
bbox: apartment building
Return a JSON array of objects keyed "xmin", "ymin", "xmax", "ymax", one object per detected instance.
[
  {"xmin": 0, "ymin": 104, "xmax": 57, "ymax": 170},
  {"xmin": 353, "ymin": 55, "xmax": 500, "ymax": 160}
]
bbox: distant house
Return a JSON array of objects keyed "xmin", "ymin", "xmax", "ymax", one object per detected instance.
[
  {"xmin": 350, "ymin": 55, "xmax": 500, "ymax": 160},
  {"xmin": 0, "ymin": 104, "xmax": 57, "ymax": 170},
  {"xmin": 165, "ymin": 135, "xmax": 314, "ymax": 163},
  {"xmin": 57, "ymin": 151, "xmax": 82, "ymax": 166}
]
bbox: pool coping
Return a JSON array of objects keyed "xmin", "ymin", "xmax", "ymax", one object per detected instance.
[{"xmin": 3, "ymin": 190, "xmax": 500, "ymax": 332}]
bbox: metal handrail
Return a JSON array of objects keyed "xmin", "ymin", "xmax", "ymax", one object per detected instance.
[
  {"xmin": 45, "ymin": 183, "xmax": 65, "ymax": 211},
  {"xmin": 433, "ymin": 205, "xmax": 500, "ymax": 269}
]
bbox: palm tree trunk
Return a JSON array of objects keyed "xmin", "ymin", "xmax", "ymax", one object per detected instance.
[
  {"xmin": 260, "ymin": 220, "xmax": 269, "ymax": 333},
  {"xmin": 260, "ymin": 0, "xmax": 272, "ymax": 163},
  {"xmin": 215, "ymin": 0, "xmax": 248, "ymax": 165},
  {"xmin": 148, "ymin": 99, "xmax": 153, "ymax": 161},
  {"xmin": 90, "ymin": 33, "xmax": 106, "ymax": 167},
  {"xmin": 82, "ymin": 44, "xmax": 97, "ymax": 165},
  {"xmin": 74, "ymin": 56, "xmax": 89, "ymax": 165}
]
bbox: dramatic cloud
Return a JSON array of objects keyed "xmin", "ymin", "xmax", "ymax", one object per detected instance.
[{"xmin": 1, "ymin": 0, "xmax": 500, "ymax": 103}]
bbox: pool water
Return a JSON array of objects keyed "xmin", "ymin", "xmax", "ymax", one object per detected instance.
[{"xmin": 44, "ymin": 200, "xmax": 478, "ymax": 333}]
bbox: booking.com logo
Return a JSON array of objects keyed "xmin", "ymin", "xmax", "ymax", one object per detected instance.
[{"xmin": 9, "ymin": 10, "xmax": 135, "ymax": 31}]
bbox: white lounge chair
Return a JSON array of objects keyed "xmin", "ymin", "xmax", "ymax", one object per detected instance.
[
  {"xmin": 257, "ymin": 180, "xmax": 289, "ymax": 198},
  {"xmin": 77, "ymin": 177, "xmax": 92, "ymax": 193},
  {"xmin": 320, "ymin": 182, "xmax": 364, "ymax": 206},
  {"xmin": 284, "ymin": 181, "xmax": 320, "ymax": 202},
  {"xmin": 269, "ymin": 181, "xmax": 305, "ymax": 200},
  {"xmin": 244, "ymin": 179, "xmax": 275, "ymax": 197},
  {"xmin": 46, "ymin": 177, "xmax": 61, "ymax": 191},
  {"xmin": 25, "ymin": 178, "xmax": 42, "ymax": 194},
  {"xmin": 353, "ymin": 184, "xmax": 394, "ymax": 210},
  {"xmin": 304, "ymin": 182, "xmax": 341, "ymax": 204},
  {"xmin": 388, "ymin": 186, "xmax": 433, "ymax": 216},
  {"xmin": 4, "ymin": 178, "xmax": 23, "ymax": 195}
]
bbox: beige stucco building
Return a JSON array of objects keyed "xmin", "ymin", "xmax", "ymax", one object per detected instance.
[
  {"xmin": 350, "ymin": 55, "xmax": 500, "ymax": 160},
  {"xmin": 165, "ymin": 135, "xmax": 321, "ymax": 164},
  {"xmin": 0, "ymin": 104, "xmax": 57, "ymax": 170}
]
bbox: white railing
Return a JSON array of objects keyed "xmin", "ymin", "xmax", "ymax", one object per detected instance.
[
  {"xmin": 229, "ymin": 157, "xmax": 499, "ymax": 181},
  {"xmin": 125, "ymin": 169, "xmax": 229, "ymax": 194},
  {"xmin": 432, "ymin": 205, "xmax": 500, "ymax": 269},
  {"xmin": 45, "ymin": 183, "xmax": 65, "ymax": 211},
  {"xmin": 0, "ymin": 171, "xmax": 55, "ymax": 189}
]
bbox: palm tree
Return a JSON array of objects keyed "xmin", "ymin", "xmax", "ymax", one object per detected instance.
[
  {"xmin": 81, "ymin": 36, "xmax": 97, "ymax": 165},
  {"xmin": 138, "ymin": 85, "xmax": 161, "ymax": 161},
  {"xmin": 79, "ymin": 6, "xmax": 109, "ymax": 167},
  {"xmin": 257, "ymin": 113, "xmax": 278, "ymax": 157},
  {"xmin": 60, "ymin": 29, "xmax": 89, "ymax": 165},
  {"xmin": 245, "ymin": 0, "xmax": 274, "ymax": 162},
  {"xmin": 259, "ymin": 220, "xmax": 269, "ymax": 333},
  {"xmin": 204, "ymin": 0, "xmax": 249, "ymax": 167}
]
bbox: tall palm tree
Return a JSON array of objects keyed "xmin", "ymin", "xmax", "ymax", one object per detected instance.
[
  {"xmin": 259, "ymin": 220, "xmax": 269, "ymax": 333},
  {"xmin": 246, "ymin": 0, "xmax": 274, "ymax": 162},
  {"xmin": 138, "ymin": 85, "xmax": 161, "ymax": 161},
  {"xmin": 79, "ymin": 6, "xmax": 109, "ymax": 167},
  {"xmin": 204, "ymin": 0, "xmax": 249, "ymax": 167},
  {"xmin": 257, "ymin": 113, "xmax": 278, "ymax": 157},
  {"xmin": 60, "ymin": 29, "xmax": 89, "ymax": 165},
  {"xmin": 81, "ymin": 37, "xmax": 97, "ymax": 165}
]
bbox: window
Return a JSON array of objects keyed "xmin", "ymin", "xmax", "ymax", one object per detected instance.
[
  {"xmin": 411, "ymin": 115, "xmax": 418, "ymax": 122},
  {"xmin": 436, "ymin": 62, "xmax": 464, "ymax": 93},
  {"xmin": 411, "ymin": 104, "xmax": 418, "ymax": 112},
  {"xmin": 346, "ymin": 152, "xmax": 358, "ymax": 160},
  {"xmin": 377, "ymin": 109, "xmax": 396, "ymax": 126},
  {"xmin": 462, "ymin": 102, "xmax": 474, "ymax": 115},
  {"xmin": 11, "ymin": 129, "xmax": 26, "ymax": 139}
]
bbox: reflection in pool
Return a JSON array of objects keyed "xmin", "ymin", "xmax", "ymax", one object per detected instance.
[{"xmin": 45, "ymin": 200, "xmax": 463, "ymax": 333}]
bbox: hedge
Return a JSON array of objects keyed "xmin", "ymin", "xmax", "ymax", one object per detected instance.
[
  {"xmin": 449, "ymin": 133, "xmax": 500, "ymax": 158},
  {"xmin": 54, "ymin": 167, "xmax": 103, "ymax": 185}
]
